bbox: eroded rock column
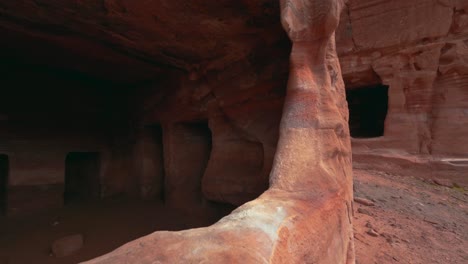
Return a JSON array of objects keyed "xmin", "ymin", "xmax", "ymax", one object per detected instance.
[
  {"xmin": 272, "ymin": 0, "xmax": 352, "ymax": 193},
  {"xmin": 85, "ymin": 1, "xmax": 354, "ymax": 263}
]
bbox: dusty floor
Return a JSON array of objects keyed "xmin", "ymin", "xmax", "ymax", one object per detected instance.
[
  {"xmin": 353, "ymin": 169, "xmax": 468, "ymax": 264},
  {"xmin": 0, "ymin": 170, "xmax": 467, "ymax": 264},
  {"xmin": 0, "ymin": 197, "xmax": 232, "ymax": 264}
]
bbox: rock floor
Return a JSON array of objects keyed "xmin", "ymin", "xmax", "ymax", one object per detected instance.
[
  {"xmin": 0, "ymin": 198, "xmax": 230, "ymax": 264},
  {"xmin": 0, "ymin": 169, "xmax": 466, "ymax": 264},
  {"xmin": 353, "ymin": 169, "xmax": 468, "ymax": 264}
]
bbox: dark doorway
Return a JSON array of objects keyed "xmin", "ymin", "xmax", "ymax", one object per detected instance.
[
  {"xmin": 0, "ymin": 155, "xmax": 8, "ymax": 215},
  {"xmin": 143, "ymin": 124, "xmax": 165, "ymax": 201},
  {"xmin": 181, "ymin": 121, "xmax": 212, "ymax": 186},
  {"xmin": 165, "ymin": 121, "xmax": 212, "ymax": 207},
  {"xmin": 346, "ymin": 85, "xmax": 389, "ymax": 138},
  {"xmin": 64, "ymin": 152, "xmax": 101, "ymax": 204}
]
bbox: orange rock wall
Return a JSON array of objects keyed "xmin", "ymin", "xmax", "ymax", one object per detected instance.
[{"xmin": 336, "ymin": 0, "xmax": 468, "ymax": 157}]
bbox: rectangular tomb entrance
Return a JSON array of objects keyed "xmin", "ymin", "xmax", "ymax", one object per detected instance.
[
  {"xmin": 165, "ymin": 121, "xmax": 212, "ymax": 208},
  {"xmin": 64, "ymin": 152, "xmax": 101, "ymax": 204},
  {"xmin": 139, "ymin": 124, "xmax": 165, "ymax": 201},
  {"xmin": 346, "ymin": 85, "xmax": 389, "ymax": 138}
]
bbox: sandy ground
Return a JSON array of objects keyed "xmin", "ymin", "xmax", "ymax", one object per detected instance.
[
  {"xmin": 353, "ymin": 169, "xmax": 468, "ymax": 264},
  {"xmin": 0, "ymin": 169, "xmax": 467, "ymax": 264}
]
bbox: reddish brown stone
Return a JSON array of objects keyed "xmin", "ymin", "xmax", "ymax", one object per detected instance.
[
  {"xmin": 1, "ymin": 0, "xmax": 464, "ymax": 263},
  {"xmin": 83, "ymin": 0, "xmax": 355, "ymax": 263},
  {"xmin": 337, "ymin": 0, "xmax": 468, "ymax": 187}
]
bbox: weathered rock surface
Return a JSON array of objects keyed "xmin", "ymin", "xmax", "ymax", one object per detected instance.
[
  {"xmin": 1, "ymin": 0, "xmax": 465, "ymax": 216},
  {"xmin": 354, "ymin": 197, "xmax": 375, "ymax": 206},
  {"xmin": 335, "ymin": 0, "xmax": 468, "ymax": 186},
  {"xmin": 0, "ymin": 0, "xmax": 465, "ymax": 262},
  {"xmin": 0, "ymin": 0, "xmax": 286, "ymax": 74},
  {"xmin": 336, "ymin": 1, "xmax": 468, "ymax": 154},
  {"xmin": 83, "ymin": 0, "xmax": 355, "ymax": 263},
  {"xmin": 1, "ymin": 0, "xmax": 354, "ymax": 262},
  {"xmin": 353, "ymin": 169, "xmax": 468, "ymax": 264},
  {"xmin": 0, "ymin": 0, "xmax": 290, "ymax": 214}
]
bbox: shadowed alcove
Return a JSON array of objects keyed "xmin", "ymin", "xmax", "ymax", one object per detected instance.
[
  {"xmin": 64, "ymin": 152, "xmax": 101, "ymax": 204},
  {"xmin": 346, "ymin": 85, "xmax": 389, "ymax": 138},
  {"xmin": 164, "ymin": 121, "xmax": 213, "ymax": 207},
  {"xmin": 139, "ymin": 124, "xmax": 165, "ymax": 201},
  {"xmin": 0, "ymin": 1, "xmax": 290, "ymax": 262}
]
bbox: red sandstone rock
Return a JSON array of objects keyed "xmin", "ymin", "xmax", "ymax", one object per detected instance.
[
  {"xmin": 337, "ymin": 0, "xmax": 468, "ymax": 161},
  {"xmin": 336, "ymin": 0, "xmax": 468, "ymax": 186},
  {"xmin": 354, "ymin": 197, "xmax": 375, "ymax": 206},
  {"xmin": 81, "ymin": 0, "xmax": 355, "ymax": 263},
  {"xmin": 433, "ymin": 179, "xmax": 454, "ymax": 188},
  {"xmin": 357, "ymin": 208, "xmax": 374, "ymax": 216},
  {"xmin": 366, "ymin": 229, "xmax": 379, "ymax": 237},
  {"xmin": 0, "ymin": 0, "xmax": 290, "ymax": 214},
  {"xmin": 1, "ymin": 0, "xmax": 465, "ymax": 218},
  {"xmin": 1, "ymin": 0, "xmax": 464, "ymax": 262}
]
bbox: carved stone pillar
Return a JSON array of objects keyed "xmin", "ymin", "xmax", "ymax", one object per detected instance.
[{"xmin": 86, "ymin": 1, "xmax": 354, "ymax": 263}]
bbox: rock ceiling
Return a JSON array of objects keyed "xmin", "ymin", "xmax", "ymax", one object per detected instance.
[{"xmin": 0, "ymin": 0, "xmax": 287, "ymax": 83}]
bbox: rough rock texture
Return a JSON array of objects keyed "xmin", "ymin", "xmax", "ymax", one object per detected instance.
[
  {"xmin": 353, "ymin": 169, "xmax": 468, "ymax": 264},
  {"xmin": 1, "ymin": 0, "xmax": 465, "ymax": 262},
  {"xmin": 335, "ymin": 0, "xmax": 468, "ymax": 186},
  {"xmin": 82, "ymin": 0, "xmax": 355, "ymax": 263},
  {"xmin": 0, "ymin": 0, "xmax": 285, "ymax": 74},
  {"xmin": 1, "ymin": 0, "xmax": 465, "ymax": 217},
  {"xmin": 0, "ymin": 0, "xmax": 290, "ymax": 214},
  {"xmin": 0, "ymin": 0, "xmax": 354, "ymax": 262}
]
